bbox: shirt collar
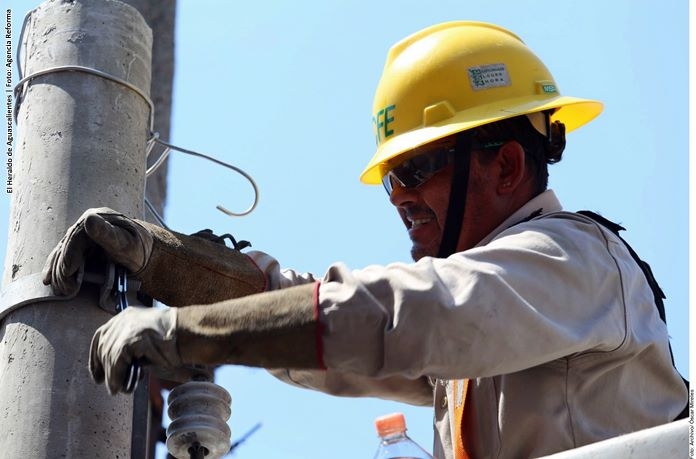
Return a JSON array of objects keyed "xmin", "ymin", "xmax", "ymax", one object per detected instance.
[{"xmin": 475, "ymin": 189, "xmax": 563, "ymax": 247}]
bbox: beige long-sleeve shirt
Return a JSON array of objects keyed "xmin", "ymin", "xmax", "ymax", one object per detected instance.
[{"xmin": 249, "ymin": 190, "xmax": 687, "ymax": 458}]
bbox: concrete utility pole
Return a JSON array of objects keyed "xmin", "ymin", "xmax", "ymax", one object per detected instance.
[
  {"xmin": 122, "ymin": 0, "xmax": 176, "ymax": 221},
  {"xmin": 110, "ymin": 2, "xmax": 177, "ymax": 456},
  {"xmin": 0, "ymin": 1, "xmax": 152, "ymax": 457}
]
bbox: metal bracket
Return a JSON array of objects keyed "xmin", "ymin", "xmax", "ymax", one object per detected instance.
[
  {"xmin": 0, "ymin": 267, "xmax": 143, "ymax": 322},
  {"xmin": 0, "ymin": 273, "xmax": 75, "ymax": 322}
]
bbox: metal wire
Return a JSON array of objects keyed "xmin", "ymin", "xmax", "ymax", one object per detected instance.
[
  {"xmin": 15, "ymin": 10, "xmax": 260, "ymax": 227},
  {"xmin": 13, "ymin": 64, "xmax": 156, "ymax": 132},
  {"xmin": 146, "ymin": 137, "xmax": 260, "ymax": 217},
  {"xmin": 144, "ymin": 197, "xmax": 172, "ymax": 231}
]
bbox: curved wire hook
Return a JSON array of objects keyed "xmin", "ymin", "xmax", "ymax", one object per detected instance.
[
  {"xmin": 15, "ymin": 10, "xmax": 259, "ymax": 225},
  {"xmin": 146, "ymin": 137, "xmax": 259, "ymax": 217}
]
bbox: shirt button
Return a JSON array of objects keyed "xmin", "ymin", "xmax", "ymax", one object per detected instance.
[{"xmin": 440, "ymin": 395, "xmax": 448, "ymax": 409}]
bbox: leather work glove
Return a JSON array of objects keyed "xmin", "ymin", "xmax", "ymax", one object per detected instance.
[
  {"xmin": 43, "ymin": 208, "xmax": 266, "ymax": 306},
  {"xmin": 90, "ymin": 306, "xmax": 181, "ymax": 394},
  {"xmin": 43, "ymin": 208, "xmax": 152, "ymax": 296},
  {"xmin": 89, "ymin": 283, "xmax": 320, "ymax": 394}
]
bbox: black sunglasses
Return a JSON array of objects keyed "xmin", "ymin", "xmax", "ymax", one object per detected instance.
[{"xmin": 382, "ymin": 140, "xmax": 505, "ymax": 194}]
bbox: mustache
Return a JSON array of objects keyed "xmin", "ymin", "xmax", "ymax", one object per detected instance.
[{"xmin": 401, "ymin": 206, "xmax": 436, "ymax": 219}]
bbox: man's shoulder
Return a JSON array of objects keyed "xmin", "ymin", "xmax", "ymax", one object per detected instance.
[
  {"xmin": 493, "ymin": 209, "xmax": 619, "ymax": 253},
  {"xmin": 511, "ymin": 209, "xmax": 609, "ymax": 234}
]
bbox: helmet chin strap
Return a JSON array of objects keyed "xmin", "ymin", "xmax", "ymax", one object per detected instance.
[{"xmin": 436, "ymin": 133, "xmax": 472, "ymax": 258}]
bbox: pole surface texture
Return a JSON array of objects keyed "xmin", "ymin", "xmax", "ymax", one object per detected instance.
[{"xmin": 0, "ymin": 0, "xmax": 152, "ymax": 457}]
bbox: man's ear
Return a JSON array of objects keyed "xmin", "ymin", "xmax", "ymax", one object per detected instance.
[{"xmin": 496, "ymin": 141, "xmax": 526, "ymax": 195}]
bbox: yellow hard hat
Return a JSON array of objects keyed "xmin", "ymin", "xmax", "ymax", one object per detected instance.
[{"xmin": 360, "ymin": 21, "xmax": 603, "ymax": 184}]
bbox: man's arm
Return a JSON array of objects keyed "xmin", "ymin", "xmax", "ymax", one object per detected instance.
[
  {"xmin": 43, "ymin": 208, "xmax": 266, "ymax": 306},
  {"xmin": 269, "ymin": 368, "xmax": 433, "ymax": 407}
]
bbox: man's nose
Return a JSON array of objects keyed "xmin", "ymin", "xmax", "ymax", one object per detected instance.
[{"xmin": 389, "ymin": 182, "xmax": 417, "ymax": 207}]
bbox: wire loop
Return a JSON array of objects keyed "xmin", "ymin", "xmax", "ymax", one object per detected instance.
[{"xmin": 15, "ymin": 11, "xmax": 259, "ymax": 227}]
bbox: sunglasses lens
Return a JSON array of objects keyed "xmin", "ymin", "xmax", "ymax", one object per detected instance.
[
  {"xmin": 380, "ymin": 135, "xmax": 505, "ymax": 195},
  {"xmin": 382, "ymin": 147, "xmax": 453, "ymax": 194},
  {"xmin": 382, "ymin": 173, "xmax": 395, "ymax": 194}
]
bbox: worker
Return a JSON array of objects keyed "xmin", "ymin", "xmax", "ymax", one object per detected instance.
[{"xmin": 43, "ymin": 21, "xmax": 687, "ymax": 458}]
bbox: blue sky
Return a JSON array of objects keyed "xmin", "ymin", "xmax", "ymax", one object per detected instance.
[{"xmin": 2, "ymin": 1, "xmax": 689, "ymax": 458}]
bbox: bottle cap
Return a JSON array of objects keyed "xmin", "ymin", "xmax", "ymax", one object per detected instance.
[{"xmin": 374, "ymin": 412, "xmax": 407, "ymax": 436}]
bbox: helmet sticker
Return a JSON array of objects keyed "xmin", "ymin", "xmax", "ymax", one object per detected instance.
[
  {"xmin": 539, "ymin": 82, "xmax": 558, "ymax": 94},
  {"xmin": 373, "ymin": 104, "xmax": 396, "ymax": 145},
  {"xmin": 467, "ymin": 63, "xmax": 511, "ymax": 91}
]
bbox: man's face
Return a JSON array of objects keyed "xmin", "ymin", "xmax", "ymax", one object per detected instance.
[
  {"xmin": 387, "ymin": 141, "xmax": 503, "ymax": 261},
  {"xmin": 389, "ymin": 161, "xmax": 453, "ymax": 261}
]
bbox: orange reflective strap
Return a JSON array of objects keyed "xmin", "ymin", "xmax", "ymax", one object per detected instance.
[{"xmin": 452, "ymin": 379, "xmax": 471, "ymax": 459}]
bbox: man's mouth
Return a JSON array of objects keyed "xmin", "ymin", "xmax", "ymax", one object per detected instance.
[{"xmin": 407, "ymin": 216, "xmax": 434, "ymax": 229}]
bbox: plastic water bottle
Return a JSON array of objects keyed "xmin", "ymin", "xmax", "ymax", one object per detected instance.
[{"xmin": 372, "ymin": 412, "xmax": 433, "ymax": 459}]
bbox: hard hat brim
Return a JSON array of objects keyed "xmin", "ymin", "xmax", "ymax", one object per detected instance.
[{"xmin": 360, "ymin": 96, "xmax": 603, "ymax": 185}]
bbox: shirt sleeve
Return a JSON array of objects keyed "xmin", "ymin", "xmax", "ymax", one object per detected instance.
[
  {"xmin": 268, "ymin": 369, "xmax": 433, "ymax": 406},
  {"xmin": 247, "ymin": 250, "xmax": 319, "ymax": 290},
  {"xmin": 317, "ymin": 213, "xmax": 630, "ymax": 379},
  {"xmin": 247, "ymin": 250, "xmax": 433, "ymax": 405}
]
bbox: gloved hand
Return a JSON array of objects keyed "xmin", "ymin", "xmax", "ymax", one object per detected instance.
[
  {"xmin": 43, "ymin": 207, "xmax": 266, "ymax": 306},
  {"xmin": 89, "ymin": 283, "xmax": 321, "ymax": 394},
  {"xmin": 89, "ymin": 306, "xmax": 181, "ymax": 395},
  {"xmin": 43, "ymin": 208, "xmax": 153, "ymax": 296}
]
